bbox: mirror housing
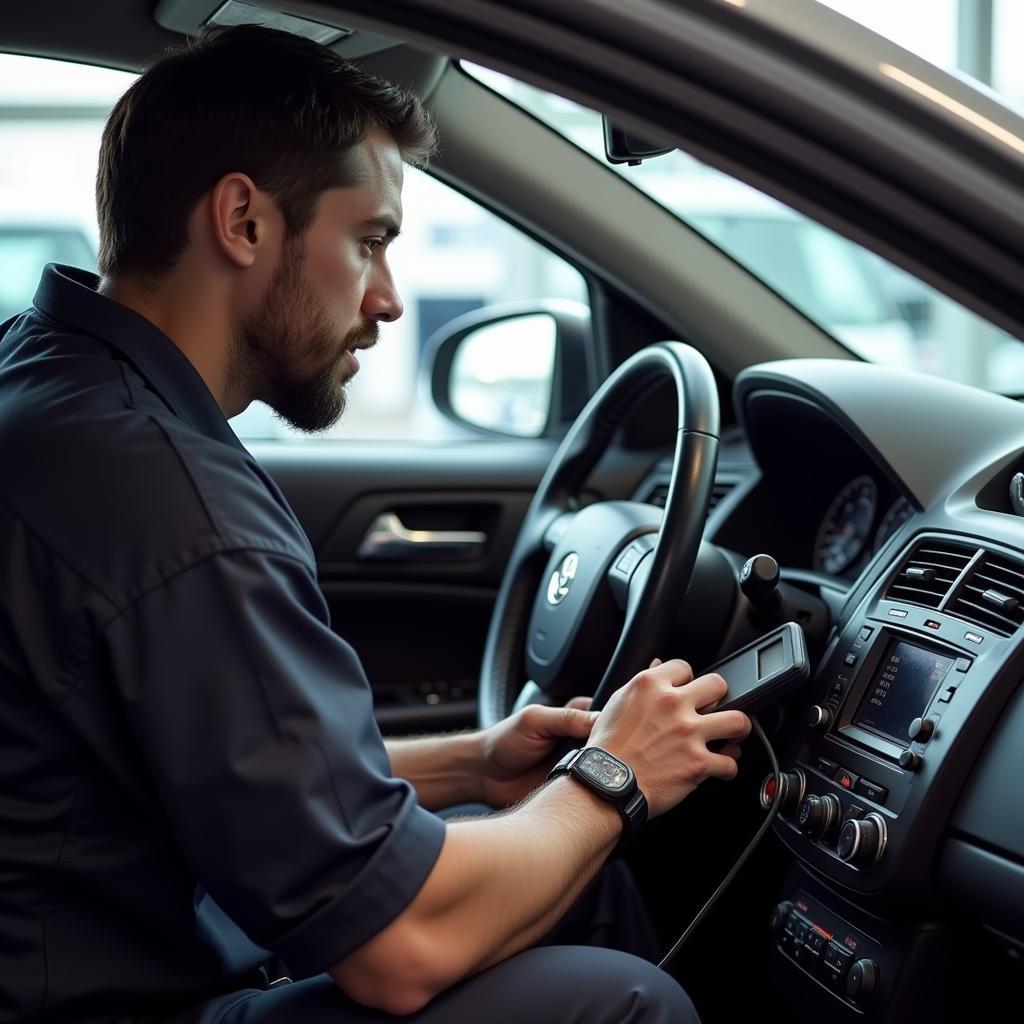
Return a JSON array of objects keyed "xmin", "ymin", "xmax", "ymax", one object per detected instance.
[
  {"xmin": 427, "ymin": 300, "xmax": 594, "ymax": 437},
  {"xmin": 602, "ymin": 117, "xmax": 674, "ymax": 165}
]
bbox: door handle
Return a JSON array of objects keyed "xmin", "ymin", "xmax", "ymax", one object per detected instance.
[{"xmin": 357, "ymin": 512, "xmax": 487, "ymax": 561}]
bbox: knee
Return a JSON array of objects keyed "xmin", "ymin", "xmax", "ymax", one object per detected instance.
[
  {"xmin": 617, "ymin": 955, "xmax": 699, "ymax": 1024},
  {"xmin": 573, "ymin": 949, "xmax": 700, "ymax": 1024}
]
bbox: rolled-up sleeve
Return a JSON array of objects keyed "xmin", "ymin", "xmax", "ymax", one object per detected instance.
[{"xmin": 101, "ymin": 547, "xmax": 446, "ymax": 975}]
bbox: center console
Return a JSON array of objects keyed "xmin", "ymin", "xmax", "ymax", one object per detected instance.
[{"xmin": 762, "ymin": 534, "xmax": 1024, "ymax": 1015}]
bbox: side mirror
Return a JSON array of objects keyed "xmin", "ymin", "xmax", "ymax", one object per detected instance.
[{"xmin": 427, "ymin": 301, "xmax": 593, "ymax": 437}]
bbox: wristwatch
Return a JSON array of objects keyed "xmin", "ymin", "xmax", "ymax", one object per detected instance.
[{"xmin": 547, "ymin": 746, "xmax": 648, "ymax": 837}]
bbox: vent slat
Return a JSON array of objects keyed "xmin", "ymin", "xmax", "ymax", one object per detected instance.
[
  {"xmin": 973, "ymin": 574, "xmax": 1024, "ymax": 599},
  {"xmin": 888, "ymin": 585, "xmax": 947, "ymax": 603},
  {"xmin": 948, "ymin": 550, "xmax": 1024, "ymax": 638},
  {"xmin": 884, "ymin": 539, "xmax": 975, "ymax": 610},
  {"xmin": 987, "ymin": 561, "xmax": 1024, "ymax": 584},
  {"xmin": 643, "ymin": 478, "xmax": 736, "ymax": 512}
]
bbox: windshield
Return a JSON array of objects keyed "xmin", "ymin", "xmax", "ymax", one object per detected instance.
[{"xmin": 462, "ymin": 64, "xmax": 1023, "ymax": 394}]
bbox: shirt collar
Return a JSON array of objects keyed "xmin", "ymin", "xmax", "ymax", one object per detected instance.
[{"xmin": 32, "ymin": 264, "xmax": 245, "ymax": 451}]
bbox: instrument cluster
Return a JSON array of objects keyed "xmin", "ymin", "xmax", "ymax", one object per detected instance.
[{"xmin": 812, "ymin": 475, "xmax": 913, "ymax": 577}]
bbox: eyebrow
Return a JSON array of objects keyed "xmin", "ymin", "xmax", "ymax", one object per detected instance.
[{"xmin": 359, "ymin": 216, "xmax": 401, "ymax": 240}]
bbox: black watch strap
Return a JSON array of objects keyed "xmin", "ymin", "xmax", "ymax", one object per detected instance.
[{"xmin": 548, "ymin": 747, "xmax": 648, "ymax": 837}]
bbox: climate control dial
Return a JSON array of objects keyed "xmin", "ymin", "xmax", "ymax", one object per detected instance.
[
  {"xmin": 797, "ymin": 793, "xmax": 842, "ymax": 841},
  {"xmin": 837, "ymin": 812, "xmax": 888, "ymax": 868}
]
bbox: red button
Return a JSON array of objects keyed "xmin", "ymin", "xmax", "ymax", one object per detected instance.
[{"xmin": 834, "ymin": 768, "xmax": 859, "ymax": 790}]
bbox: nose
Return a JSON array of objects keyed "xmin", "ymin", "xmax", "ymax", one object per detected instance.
[{"xmin": 363, "ymin": 262, "xmax": 403, "ymax": 323}]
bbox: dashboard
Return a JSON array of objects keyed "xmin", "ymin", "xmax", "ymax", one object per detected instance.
[{"xmin": 641, "ymin": 358, "xmax": 1024, "ymax": 1021}]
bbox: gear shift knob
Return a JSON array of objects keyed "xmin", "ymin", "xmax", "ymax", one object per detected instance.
[{"xmin": 740, "ymin": 553, "xmax": 782, "ymax": 617}]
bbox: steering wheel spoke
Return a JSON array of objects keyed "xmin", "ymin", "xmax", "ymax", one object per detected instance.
[
  {"xmin": 607, "ymin": 534, "xmax": 657, "ymax": 609},
  {"xmin": 478, "ymin": 342, "xmax": 720, "ymax": 727},
  {"xmin": 542, "ymin": 510, "xmax": 577, "ymax": 551},
  {"xmin": 511, "ymin": 681, "xmax": 552, "ymax": 714}
]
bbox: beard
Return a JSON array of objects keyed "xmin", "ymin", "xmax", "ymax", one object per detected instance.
[{"xmin": 234, "ymin": 235, "xmax": 379, "ymax": 433}]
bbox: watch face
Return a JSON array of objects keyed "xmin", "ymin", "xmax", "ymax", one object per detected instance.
[{"xmin": 577, "ymin": 748, "xmax": 630, "ymax": 791}]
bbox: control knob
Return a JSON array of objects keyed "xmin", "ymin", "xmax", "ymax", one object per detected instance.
[
  {"xmin": 845, "ymin": 958, "xmax": 880, "ymax": 1004},
  {"xmin": 837, "ymin": 812, "xmax": 888, "ymax": 868},
  {"xmin": 759, "ymin": 769, "xmax": 805, "ymax": 817},
  {"xmin": 898, "ymin": 749, "xmax": 923, "ymax": 772},
  {"xmin": 908, "ymin": 717, "xmax": 935, "ymax": 742},
  {"xmin": 768, "ymin": 900, "xmax": 793, "ymax": 935},
  {"xmin": 807, "ymin": 705, "xmax": 834, "ymax": 729},
  {"xmin": 797, "ymin": 793, "xmax": 842, "ymax": 840}
]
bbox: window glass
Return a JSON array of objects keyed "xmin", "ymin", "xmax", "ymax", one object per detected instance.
[
  {"xmin": 0, "ymin": 54, "xmax": 586, "ymax": 442},
  {"xmin": 815, "ymin": 1, "xmax": 958, "ymax": 70},
  {"xmin": 463, "ymin": 62, "xmax": 1022, "ymax": 392}
]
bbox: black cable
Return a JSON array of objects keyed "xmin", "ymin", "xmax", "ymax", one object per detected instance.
[{"xmin": 658, "ymin": 715, "xmax": 781, "ymax": 971}]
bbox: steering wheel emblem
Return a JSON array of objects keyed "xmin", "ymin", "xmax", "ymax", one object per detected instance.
[{"xmin": 547, "ymin": 552, "xmax": 580, "ymax": 605}]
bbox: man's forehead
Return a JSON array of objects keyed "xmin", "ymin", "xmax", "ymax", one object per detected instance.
[{"xmin": 328, "ymin": 131, "xmax": 404, "ymax": 223}]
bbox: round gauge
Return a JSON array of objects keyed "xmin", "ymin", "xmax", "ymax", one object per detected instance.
[
  {"xmin": 873, "ymin": 496, "xmax": 913, "ymax": 552},
  {"xmin": 814, "ymin": 475, "xmax": 878, "ymax": 575}
]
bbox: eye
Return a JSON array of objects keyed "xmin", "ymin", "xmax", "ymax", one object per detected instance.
[{"xmin": 362, "ymin": 237, "xmax": 385, "ymax": 255}]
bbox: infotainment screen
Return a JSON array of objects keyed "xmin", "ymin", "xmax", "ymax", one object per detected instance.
[{"xmin": 853, "ymin": 640, "xmax": 953, "ymax": 746}]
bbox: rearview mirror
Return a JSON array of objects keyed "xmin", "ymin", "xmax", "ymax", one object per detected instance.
[{"xmin": 602, "ymin": 117, "xmax": 674, "ymax": 165}]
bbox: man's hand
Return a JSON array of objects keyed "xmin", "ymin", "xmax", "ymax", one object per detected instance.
[
  {"xmin": 476, "ymin": 697, "xmax": 598, "ymax": 808},
  {"xmin": 590, "ymin": 658, "xmax": 751, "ymax": 817}
]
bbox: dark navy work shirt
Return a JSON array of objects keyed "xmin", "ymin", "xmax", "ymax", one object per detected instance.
[{"xmin": 0, "ymin": 265, "xmax": 445, "ymax": 1023}]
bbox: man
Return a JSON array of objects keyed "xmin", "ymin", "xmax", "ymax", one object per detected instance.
[{"xmin": 0, "ymin": 25, "xmax": 750, "ymax": 1024}]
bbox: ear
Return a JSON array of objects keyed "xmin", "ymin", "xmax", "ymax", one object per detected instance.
[{"xmin": 209, "ymin": 172, "xmax": 263, "ymax": 269}]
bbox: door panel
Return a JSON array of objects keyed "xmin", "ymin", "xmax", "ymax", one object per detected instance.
[{"xmin": 251, "ymin": 440, "xmax": 658, "ymax": 733}]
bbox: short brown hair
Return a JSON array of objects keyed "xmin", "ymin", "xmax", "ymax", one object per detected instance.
[{"xmin": 96, "ymin": 24, "xmax": 437, "ymax": 278}]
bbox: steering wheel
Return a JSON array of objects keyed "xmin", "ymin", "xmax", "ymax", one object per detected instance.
[{"xmin": 478, "ymin": 341, "xmax": 720, "ymax": 728}]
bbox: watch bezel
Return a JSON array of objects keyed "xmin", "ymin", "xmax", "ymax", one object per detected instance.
[{"xmin": 573, "ymin": 746, "xmax": 635, "ymax": 797}]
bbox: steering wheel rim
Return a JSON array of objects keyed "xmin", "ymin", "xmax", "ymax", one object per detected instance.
[{"xmin": 477, "ymin": 341, "xmax": 720, "ymax": 728}]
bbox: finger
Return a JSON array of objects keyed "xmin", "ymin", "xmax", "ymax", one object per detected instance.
[
  {"xmin": 643, "ymin": 658, "xmax": 693, "ymax": 686},
  {"xmin": 703, "ymin": 751, "xmax": 741, "ymax": 781},
  {"xmin": 526, "ymin": 704, "xmax": 599, "ymax": 740},
  {"xmin": 564, "ymin": 696, "xmax": 593, "ymax": 711},
  {"xmin": 716, "ymin": 742, "xmax": 743, "ymax": 760},
  {"xmin": 649, "ymin": 658, "xmax": 662, "ymax": 668},
  {"xmin": 699, "ymin": 708, "xmax": 752, "ymax": 743},
  {"xmin": 677, "ymin": 671, "xmax": 728, "ymax": 709}
]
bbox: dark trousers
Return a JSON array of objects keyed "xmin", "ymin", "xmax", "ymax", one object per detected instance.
[
  {"xmin": 206, "ymin": 945, "xmax": 696, "ymax": 1023},
  {"xmin": 162, "ymin": 811, "xmax": 700, "ymax": 1024}
]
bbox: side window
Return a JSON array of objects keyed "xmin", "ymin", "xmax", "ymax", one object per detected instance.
[
  {"xmin": 0, "ymin": 55, "xmax": 129, "ymax": 318},
  {"xmin": 0, "ymin": 53, "xmax": 587, "ymax": 441},
  {"xmin": 230, "ymin": 169, "xmax": 588, "ymax": 442}
]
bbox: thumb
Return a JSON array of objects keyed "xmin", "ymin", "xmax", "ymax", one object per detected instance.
[
  {"xmin": 649, "ymin": 658, "xmax": 662, "ymax": 668},
  {"xmin": 539, "ymin": 704, "xmax": 600, "ymax": 740},
  {"xmin": 564, "ymin": 696, "xmax": 593, "ymax": 711}
]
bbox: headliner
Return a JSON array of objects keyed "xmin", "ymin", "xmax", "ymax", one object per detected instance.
[{"xmin": 2, "ymin": 0, "xmax": 176, "ymax": 71}]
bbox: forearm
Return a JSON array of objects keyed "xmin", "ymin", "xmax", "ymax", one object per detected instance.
[
  {"xmin": 331, "ymin": 775, "xmax": 621, "ymax": 1014},
  {"xmin": 385, "ymin": 732, "xmax": 484, "ymax": 811},
  {"xmin": 446, "ymin": 777, "xmax": 622, "ymax": 967}
]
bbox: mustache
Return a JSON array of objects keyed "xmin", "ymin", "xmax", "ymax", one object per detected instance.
[{"xmin": 345, "ymin": 321, "xmax": 380, "ymax": 351}]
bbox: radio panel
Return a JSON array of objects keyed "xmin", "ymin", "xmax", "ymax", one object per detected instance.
[{"xmin": 766, "ymin": 539, "xmax": 1022, "ymax": 899}]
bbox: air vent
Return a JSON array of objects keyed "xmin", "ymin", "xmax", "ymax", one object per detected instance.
[
  {"xmin": 885, "ymin": 541, "xmax": 975, "ymax": 609},
  {"xmin": 644, "ymin": 478, "xmax": 736, "ymax": 512},
  {"xmin": 947, "ymin": 552, "xmax": 1024, "ymax": 637}
]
